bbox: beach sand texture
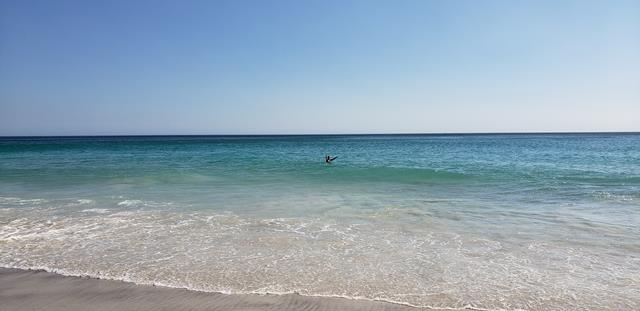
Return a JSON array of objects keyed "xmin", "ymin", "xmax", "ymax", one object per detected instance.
[{"xmin": 0, "ymin": 268, "xmax": 433, "ymax": 311}]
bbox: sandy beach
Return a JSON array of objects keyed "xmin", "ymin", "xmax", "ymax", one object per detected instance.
[{"xmin": 0, "ymin": 268, "xmax": 433, "ymax": 311}]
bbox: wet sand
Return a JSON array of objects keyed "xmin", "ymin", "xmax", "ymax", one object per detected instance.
[{"xmin": 0, "ymin": 268, "xmax": 435, "ymax": 311}]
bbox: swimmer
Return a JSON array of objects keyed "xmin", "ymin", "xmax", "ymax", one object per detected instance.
[{"xmin": 325, "ymin": 155, "xmax": 338, "ymax": 163}]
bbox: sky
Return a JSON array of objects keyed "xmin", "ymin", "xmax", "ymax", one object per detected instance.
[{"xmin": 1, "ymin": 0, "xmax": 639, "ymax": 135}]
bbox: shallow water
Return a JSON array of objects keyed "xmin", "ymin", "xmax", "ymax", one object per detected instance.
[{"xmin": 1, "ymin": 134, "xmax": 639, "ymax": 310}]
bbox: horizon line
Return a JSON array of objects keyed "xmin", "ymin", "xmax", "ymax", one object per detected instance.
[{"xmin": 1, "ymin": 131, "xmax": 639, "ymax": 138}]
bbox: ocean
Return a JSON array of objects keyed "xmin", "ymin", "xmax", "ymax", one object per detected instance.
[{"xmin": 1, "ymin": 134, "xmax": 638, "ymax": 310}]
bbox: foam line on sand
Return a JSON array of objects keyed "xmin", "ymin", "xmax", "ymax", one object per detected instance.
[{"xmin": 0, "ymin": 268, "xmax": 448, "ymax": 311}]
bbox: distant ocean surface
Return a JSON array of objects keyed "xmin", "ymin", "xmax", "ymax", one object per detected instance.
[{"xmin": 1, "ymin": 134, "xmax": 639, "ymax": 310}]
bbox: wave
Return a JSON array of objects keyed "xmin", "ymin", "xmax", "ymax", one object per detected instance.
[
  {"xmin": 0, "ymin": 196, "xmax": 47, "ymax": 206},
  {"xmin": 2, "ymin": 209, "xmax": 637, "ymax": 310},
  {"xmin": 300, "ymin": 166, "xmax": 471, "ymax": 184},
  {"xmin": 0, "ymin": 265, "xmax": 495, "ymax": 311},
  {"xmin": 116, "ymin": 199, "xmax": 174, "ymax": 208},
  {"xmin": 81, "ymin": 208, "xmax": 110, "ymax": 214}
]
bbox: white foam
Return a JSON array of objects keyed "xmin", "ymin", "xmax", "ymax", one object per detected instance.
[
  {"xmin": 117, "ymin": 199, "xmax": 144, "ymax": 207},
  {"xmin": 0, "ymin": 196, "xmax": 47, "ymax": 205},
  {"xmin": 116, "ymin": 199, "xmax": 173, "ymax": 208},
  {"xmin": 0, "ymin": 264, "xmax": 492, "ymax": 311},
  {"xmin": 0, "ymin": 209, "xmax": 637, "ymax": 310},
  {"xmin": 81, "ymin": 208, "xmax": 109, "ymax": 214}
]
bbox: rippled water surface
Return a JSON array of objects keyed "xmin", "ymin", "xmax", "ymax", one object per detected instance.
[{"xmin": 1, "ymin": 134, "xmax": 639, "ymax": 310}]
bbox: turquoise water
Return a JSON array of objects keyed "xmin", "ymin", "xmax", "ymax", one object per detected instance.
[{"xmin": 1, "ymin": 134, "xmax": 639, "ymax": 310}]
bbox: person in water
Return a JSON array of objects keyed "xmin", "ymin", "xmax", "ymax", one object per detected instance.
[{"xmin": 325, "ymin": 155, "xmax": 337, "ymax": 163}]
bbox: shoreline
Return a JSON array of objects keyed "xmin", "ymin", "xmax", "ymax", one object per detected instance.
[{"xmin": 0, "ymin": 267, "xmax": 453, "ymax": 311}]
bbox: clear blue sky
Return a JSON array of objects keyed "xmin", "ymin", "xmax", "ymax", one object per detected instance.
[{"xmin": 1, "ymin": 0, "xmax": 639, "ymax": 135}]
